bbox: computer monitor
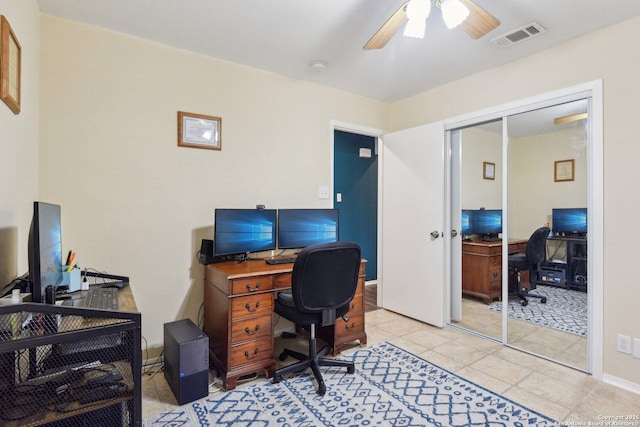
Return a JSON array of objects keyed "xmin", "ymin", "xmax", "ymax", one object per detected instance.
[
  {"xmin": 213, "ymin": 209, "xmax": 277, "ymax": 257},
  {"xmin": 28, "ymin": 201, "xmax": 63, "ymax": 303},
  {"xmin": 461, "ymin": 209, "xmax": 474, "ymax": 236},
  {"xmin": 552, "ymin": 208, "xmax": 587, "ymax": 236},
  {"xmin": 472, "ymin": 209, "xmax": 502, "ymax": 238},
  {"xmin": 277, "ymin": 209, "xmax": 339, "ymax": 249}
]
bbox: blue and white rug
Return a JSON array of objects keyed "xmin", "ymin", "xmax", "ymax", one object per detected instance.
[
  {"xmin": 488, "ymin": 285, "xmax": 587, "ymax": 337},
  {"xmin": 144, "ymin": 342, "xmax": 555, "ymax": 426}
]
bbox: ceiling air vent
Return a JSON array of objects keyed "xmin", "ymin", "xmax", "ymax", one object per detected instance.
[{"xmin": 491, "ymin": 22, "xmax": 547, "ymax": 48}]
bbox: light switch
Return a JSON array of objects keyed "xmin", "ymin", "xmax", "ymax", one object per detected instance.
[
  {"xmin": 318, "ymin": 186, "xmax": 329, "ymax": 199},
  {"xmin": 336, "ymin": 193, "xmax": 342, "ymax": 202}
]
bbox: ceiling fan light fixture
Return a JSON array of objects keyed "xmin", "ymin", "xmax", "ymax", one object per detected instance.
[
  {"xmin": 440, "ymin": 0, "xmax": 470, "ymax": 29},
  {"xmin": 403, "ymin": 0, "xmax": 431, "ymax": 38}
]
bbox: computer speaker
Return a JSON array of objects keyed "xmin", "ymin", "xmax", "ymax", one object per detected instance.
[{"xmin": 198, "ymin": 239, "xmax": 215, "ymax": 265}]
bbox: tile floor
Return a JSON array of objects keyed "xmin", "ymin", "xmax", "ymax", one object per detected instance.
[{"xmin": 143, "ymin": 302, "xmax": 639, "ymax": 425}]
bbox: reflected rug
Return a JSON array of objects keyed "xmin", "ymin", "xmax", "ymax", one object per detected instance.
[
  {"xmin": 488, "ymin": 284, "xmax": 587, "ymax": 337},
  {"xmin": 144, "ymin": 342, "xmax": 555, "ymax": 426}
]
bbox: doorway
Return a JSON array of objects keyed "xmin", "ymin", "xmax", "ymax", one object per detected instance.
[{"xmin": 333, "ymin": 129, "xmax": 379, "ymax": 282}]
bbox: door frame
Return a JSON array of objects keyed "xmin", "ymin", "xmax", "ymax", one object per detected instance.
[{"xmin": 444, "ymin": 80, "xmax": 603, "ymax": 379}]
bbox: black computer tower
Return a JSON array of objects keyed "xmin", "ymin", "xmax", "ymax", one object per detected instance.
[{"xmin": 163, "ymin": 319, "xmax": 209, "ymax": 405}]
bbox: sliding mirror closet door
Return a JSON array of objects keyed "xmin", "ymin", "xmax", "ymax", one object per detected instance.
[
  {"xmin": 506, "ymin": 100, "xmax": 589, "ymax": 371},
  {"xmin": 451, "ymin": 119, "xmax": 504, "ymax": 340}
]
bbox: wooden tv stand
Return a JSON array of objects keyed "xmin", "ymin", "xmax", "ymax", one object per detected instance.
[
  {"xmin": 462, "ymin": 239, "xmax": 528, "ymax": 304},
  {"xmin": 204, "ymin": 258, "xmax": 367, "ymax": 391}
]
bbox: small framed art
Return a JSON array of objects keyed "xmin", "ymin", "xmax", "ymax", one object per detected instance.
[
  {"xmin": 178, "ymin": 111, "xmax": 222, "ymax": 150},
  {"xmin": 1, "ymin": 15, "xmax": 21, "ymax": 114},
  {"xmin": 483, "ymin": 161, "xmax": 495, "ymax": 180},
  {"xmin": 554, "ymin": 159, "xmax": 574, "ymax": 182}
]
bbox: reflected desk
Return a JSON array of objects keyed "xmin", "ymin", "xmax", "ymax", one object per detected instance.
[
  {"xmin": 204, "ymin": 259, "xmax": 367, "ymax": 390},
  {"xmin": 462, "ymin": 239, "xmax": 528, "ymax": 304}
]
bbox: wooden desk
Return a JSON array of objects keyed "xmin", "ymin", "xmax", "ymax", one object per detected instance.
[
  {"xmin": 204, "ymin": 259, "xmax": 367, "ymax": 391},
  {"xmin": 462, "ymin": 239, "xmax": 528, "ymax": 304}
]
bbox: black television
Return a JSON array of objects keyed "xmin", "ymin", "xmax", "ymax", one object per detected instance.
[
  {"xmin": 552, "ymin": 208, "xmax": 587, "ymax": 236},
  {"xmin": 472, "ymin": 209, "xmax": 502, "ymax": 239},
  {"xmin": 213, "ymin": 209, "xmax": 277, "ymax": 257},
  {"xmin": 28, "ymin": 201, "xmax": 63, "ymax": 303},
  {"xmin": 277, "ymin": 209, "xmax": 339, "ymax": 249}
]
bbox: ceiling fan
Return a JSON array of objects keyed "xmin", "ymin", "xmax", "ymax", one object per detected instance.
[{"xmin": 363, "ymin": 0, "xmax": 500, "ymax": 50}]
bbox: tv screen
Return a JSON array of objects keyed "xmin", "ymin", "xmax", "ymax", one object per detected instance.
[
  {"xmin": 278, "ymin": 209, "xmax": 339, "ymax": 249},
  {"xmin": 552, "ymin": 208, "xmax": 587, "ymax": 236},
  {"xmin": 28, "ymin": 201, "xmax": 63, "ymax": 303},
  {"xmin": 461, "ymin": 210, "xmax": 474, "ymax": 235},
  {"xmin": 472, "ymin": 209, "xmax": 502, "ymax": 236},
  {"xmin": 214, "ymin": 209, "xmax": 277, "ymax": 256}
]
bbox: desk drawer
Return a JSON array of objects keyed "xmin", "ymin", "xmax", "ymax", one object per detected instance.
[
  {"xmin": 346, "ymin": 296, "xmax": 363, "ymax": 316},
  {"xmin": 229, "ymin": 336, "xmax": 272, "ymax": 368},
  {"xmin": 231, "ymin": 293, "xmax": 273, "ymax": 318},
  {"xmin": 334, "ymin": 313, "xmax": 364, "ymax": 340},
  {"xmin": 231, "ymin": 276, "xmax": 273, "ymax": 295},
  {"xmin": 230, "ymin": 314, "xmax": 272, "ymax": 344},
  {"xmin": 274, "ymin": 273, "xmax": 291, "ymax": 289}
]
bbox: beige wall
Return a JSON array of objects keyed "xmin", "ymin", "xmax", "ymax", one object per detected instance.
[
  {"xmin": 461, "ymin": 127, "xmax": 502, "ymax": 211},
  {"xmin": 38, "ymin": 16, "xmax": 388, "ymax": 350},
  {"xmin": 390, "ymin": 17, "xmax": 640, "ymax": 386},
  {"xmin": 0, "ymin": 1, "xmax": 40, "ymax": 286}
]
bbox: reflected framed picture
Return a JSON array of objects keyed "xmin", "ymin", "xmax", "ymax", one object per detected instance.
[
  {"xmin": 554, "ymin": 159, "xmax": 574, "ymax": 182},
  {"xmin": 483, "ymin": 161, "xmax": 495, "ymax": 180},
  {"xmin": 0, "ymin": 15, "xmax": 21, "ymax": 114},
  {"xmin": 177, "ymin": 111, "xmax": 222, "ymax": 150}
]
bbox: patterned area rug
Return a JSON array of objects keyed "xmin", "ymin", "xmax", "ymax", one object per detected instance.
[
  {"xmin": 144, "ymin": 342, "xmax": 555, "ymax": 426},
  {"xmin": 488, "ymin": 285, "xmax": 587, "ymax": 337}
]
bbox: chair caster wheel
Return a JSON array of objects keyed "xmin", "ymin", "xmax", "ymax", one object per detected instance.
[
  {"xmin": 347, "ymin": 366, "xmax": 355, "ymax": 374},
  {"xmin": 317, "ymin": 383, "xmax": 326, "ymax": 395},
  {"xmin": 278, "ymin": 352, "xmax": 288, "ymax": 361},
  {"xmin": 541, "ymin": 297, "xmax": 547, "ymax": 303},
  {"xmin": 273, "ymin": 375, "xmax": 282, "ymax": 384},
  {"xmin": 521, "ymin": 300, "xmax": 528, "ymax": 306}
]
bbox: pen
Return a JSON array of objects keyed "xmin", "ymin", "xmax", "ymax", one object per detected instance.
[
  {"xmin": 67, "ymin": 252, "xmax": 76, "ymax": 271},
  {"xmin": 65, "ymin": 250, "xmax": 72, "ymax": 266}
]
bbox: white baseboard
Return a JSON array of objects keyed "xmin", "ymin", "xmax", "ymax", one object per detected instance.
[{"xmin": 602, "ymin": 373, "xmax": 640, "ymax": 395}]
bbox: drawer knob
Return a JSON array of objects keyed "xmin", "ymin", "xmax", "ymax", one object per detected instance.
[
  {"xmin": 246, "ymin": 283, "xmax": 261, "ymax": 292},
  {"xmin": 245, "ymin": 325, "xmax": 260, "ymax": 335},
  {"xmin": 245, "ymin": 301, "xmax": 260, "ymax": 312},
  {"xmin": 244, "ymin": 348, "xmax": 259, "ymax": 360}
]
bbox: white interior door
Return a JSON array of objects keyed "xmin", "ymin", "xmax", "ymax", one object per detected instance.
[{"xmin": 381, "ymin": 121, "xmax": 445, "ymax": 327}]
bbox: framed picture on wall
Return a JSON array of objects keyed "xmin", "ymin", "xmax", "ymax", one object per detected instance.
[
  {"xmin": 0, "ymin": 15, "xmax": 21, "ymax": 114},
  {"xmin": 483, "ymin": 162, "xmax": 495, "ymax": 180},
  {"xmin": 177, "ymin": 111, "xmax": 222, "ymax": 150},
  {"xmin": 554, "ymin": 159, "xmax": 575, "ymax": 182}
]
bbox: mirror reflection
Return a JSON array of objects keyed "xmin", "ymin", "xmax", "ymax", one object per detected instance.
[{"xmin": 452, "ymin": 99, "xmax": 589, "ymax": 372}]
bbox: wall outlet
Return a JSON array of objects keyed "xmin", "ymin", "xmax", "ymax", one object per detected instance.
[
  {"xmin": 617, "ymin": 334, "xmax": 632, "ymax": 354},
  {"xmin": 634, "ymin": 338, "xmax": 640, "ymax": 359}
]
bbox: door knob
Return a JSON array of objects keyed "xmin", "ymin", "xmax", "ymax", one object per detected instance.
[
  {"xmin": 451, "ymin": 229, "xmax": 458, "ymax": 238},
  {"xmin": 430, "ymin": 231, "xmax": 440, "ymax": 239}
]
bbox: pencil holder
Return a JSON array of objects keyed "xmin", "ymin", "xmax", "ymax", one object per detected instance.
[{"xmin": 62, "ymin": 266, "xmax": 81, "ymax": 292}]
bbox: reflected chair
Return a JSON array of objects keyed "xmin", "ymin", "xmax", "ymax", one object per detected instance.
[
  {"xmin": 272, "ymin": 242, "xmax": 361, "ymax": 395},
  {"xmin": 508, "ymin": 227, "xmax": 549, "ymax": 306}
]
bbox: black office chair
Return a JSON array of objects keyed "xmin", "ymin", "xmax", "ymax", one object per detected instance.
[
  {"xmin": 508, "ymin": 227, "xmax": 549, "ymax": 306},
  {"xmin": 272, "ymin": 242, "xmax": 361, "ymax": 395}
]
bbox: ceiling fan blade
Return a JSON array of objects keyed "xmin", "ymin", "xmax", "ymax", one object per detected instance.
[
  {"xmin": 459, "ymin": 0, "xmax": 500, "ymax": 39},
  {"xmin": 363, "ymin": 1, "xmax": 410, "ymax": 50}
]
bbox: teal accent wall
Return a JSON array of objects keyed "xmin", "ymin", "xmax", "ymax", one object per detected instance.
[{"xmin": 334, "ymin": 130, "xmax": 378, "ymax": 281}]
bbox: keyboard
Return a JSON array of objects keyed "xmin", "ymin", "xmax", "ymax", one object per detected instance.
[
  {"xmin": 76, "ymin": 287, "xmax": 119, "ymax": 310},
  {"xmin": 265, "ymin": 256, "xmax": 297, "ymax": 265}
]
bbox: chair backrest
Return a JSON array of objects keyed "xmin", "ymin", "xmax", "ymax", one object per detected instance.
[
  {"xmin": 290, "ymin": 242, "xmax": 361, "ymax": 316},
  {"xmin": 525, "ymin": 226, "xmax": 550, "ymax": 266}
]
